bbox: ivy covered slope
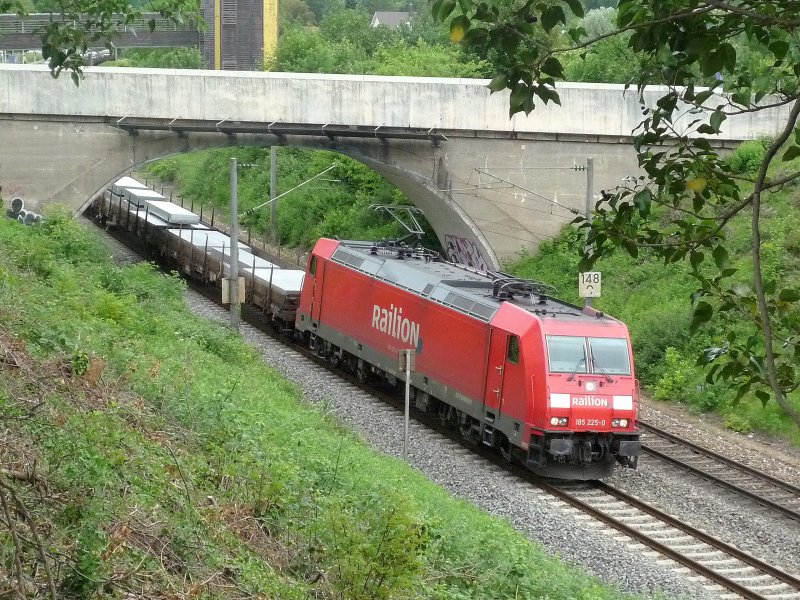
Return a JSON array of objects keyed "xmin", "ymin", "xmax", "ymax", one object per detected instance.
[
  {"xmin": 0, "ymin": 212, "xmax": 635, "ymax": 599},
  {"xmin": 507, "ymin": 141, "xmax": 800, "ymax": 444}
]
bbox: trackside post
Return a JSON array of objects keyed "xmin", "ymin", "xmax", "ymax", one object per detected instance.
[{"xmin": 399, "ymin": 349, "xmax": 415, "ymax": 459}]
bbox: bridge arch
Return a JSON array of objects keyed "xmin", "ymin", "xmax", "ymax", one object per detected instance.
[{"xmin": 74, "ymin": 128, "xmax": 498, "ymax": 267}]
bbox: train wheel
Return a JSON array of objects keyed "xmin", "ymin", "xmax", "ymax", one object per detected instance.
[
  {"xmin": 459, "ymin": 415, "xmax": 476, "ymax": 445},
  {"xmin": 498, "ymin": 434, "xmax": 514, "ymax": 463},
  {"xmin": 327, "ymin": 351, "xmax": 341, "ymax": 367},
  {"xmin": 356, "ymin": 360, "xmax": 368, "ymax": 384}
]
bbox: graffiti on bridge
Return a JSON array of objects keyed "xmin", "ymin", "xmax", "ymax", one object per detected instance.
[{"xmin": 445, "ymin": 235, "xmax": 490, "ymax": 271}]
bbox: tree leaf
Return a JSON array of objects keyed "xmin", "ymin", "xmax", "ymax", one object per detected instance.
[
  {"xmin": 621, "ymin": 238, "xmax": 639, "ymax": 258},
  {"xmin": 437, "ymin": 0, "xmax": 457, "ymax": 21},
  {"xmin": 449, "ymin": 15, "xmax": 470, "ymax": 43},
  {"xmin": 754, "ymin": 389, "xmax": 771, "ymax": 407},
  {"xmin": 540, "ymin": 5, "xmax": 565, "ymax": 31},
  {"xmin": 712, "ymin": 245, "xmax": 729, "ymax": 269},
  {"xmin": 457, "ymin": 0, "xmax": 474, "ymax": 14},
  {"xmin": 501, "ymin": 32, "xmax": 519, "ymax": 54},
  {"xmin": 563, "ymin": 0, "xmax": 584, "ymax": 18},
  {"xmin": 748, "ymin": 355, "xmax": 766, "ymax": 377},
  {"xmin": 510, "ymin": 82, "xmax": 529, "ymax": 106},
  {"xmin": 690, "ymin": 301, "xmax": 713, "ymax": 335},
  {"xmin": 540, "ymin": 56, "xmax": 563, "ymax": 78},
  {"xmin": 632, "ymin": 189, "xmax": 652, "ymax": 217},
  {"xmin": 720, "ymin": 42, "xmax": 736, "ymax": 71},
  {"xmin": 690, "ymin": 250, "xmax": 704, "ymax": 270},
  {"xmin": 734, "ymin": 383, "xmax": 751, "ymax": 402},
  {"xmin": 463, "ymin": 27, "xmax": 489, "ymax": 44},
  {"xmin": 782, "ymin": 145, "xmax": 800, "ymax": 162},
  {"xmin": 779, "ymin": 288, "xmax": 800, "ymax": 302},
  {"xmin": 710, "ymin": 110, "xmax": 726, "ymax": 133},
  {"xmin": 487, "ymin": 74, "xmax": 509, "ymax": 92},
  {"xmin": 769, "ymin": 39, "xmax": 789, "ymax": 61}
]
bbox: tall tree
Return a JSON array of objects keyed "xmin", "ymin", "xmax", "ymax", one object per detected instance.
[
  {"xmin": 436, "ymin": 0, "xmax": 800, "ymax": 428},
  {"xmin": 0, "ymin": 0, "xmax": 197, "ymax": 81}
]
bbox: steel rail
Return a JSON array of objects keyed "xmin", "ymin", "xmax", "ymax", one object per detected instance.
[
  {"xmin": 639, "ymin": 420, "xmax": 800, "ymax": 495},
  {"xmin": 539, "ymin": 480, "xmax": 800, "ymax": 600},
  {"xmin": 642, "ymin": 443, "xmax": 800, "ymax": 521},
  {"xmin": 639, "ymin": 420, "xmax": 800, "ymax": 522}
]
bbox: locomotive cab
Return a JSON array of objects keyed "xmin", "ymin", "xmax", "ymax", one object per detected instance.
[{"xmin": 525, "ymin": 321, "xmax": 641, "ymax": 479}]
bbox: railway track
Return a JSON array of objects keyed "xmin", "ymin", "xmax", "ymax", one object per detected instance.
[
  {"xmin": 638, "ymin": 421, "xmax": 800, "ymax": 522},
  {"xmin": 542, "ymin": 479, "xmax": 800, "ymax": 600}
]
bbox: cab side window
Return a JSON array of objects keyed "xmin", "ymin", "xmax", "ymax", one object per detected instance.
[
  {"xmin": 507, "ymin": 335, "xmax": 520, "ymax": 364},
  {"xmin": 309, "ymin": 256, "xmax": 317, "ymax": 275}
]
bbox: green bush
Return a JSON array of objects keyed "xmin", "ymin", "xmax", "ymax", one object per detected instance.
[
  {"xmin": 726, "ymin": 139, "xmax": 768, "ymax": 175},
  {"xmin": 786, "ymin": 228, "xmax": 800, "ymax": 257},
  {"xmin": 653, "ymin": 347, "xmax": 694, "ymax": 402},
  {"xmin": 145, "ymin": 156, "xmax": 181, "ymax": 182},
  {"xmin": 723, "ymin": 412, "xmax": 753, "ymax": 434}
]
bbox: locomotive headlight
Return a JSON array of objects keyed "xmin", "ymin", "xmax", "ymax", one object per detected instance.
[
  {"xmin": 619, "ymin": 419, "xmax": 629, "ymax": 428},
  {"xmin": 559, "ymin": 417, "xmax": 568, "ymax": 426},
  {"xmin": 550, "ymin": 417, "xmax": 569, "ymax": 427},
  {"xmin": 585, "ymin": 381, "xmax": 597, "ymax": 392},
  {"xmin": 612, "ymin": 419, "xmax": 619, "ymax": 427},
  {"xmin": 550, "ymin": 417, "xmax": 559, "ymax": 426}
]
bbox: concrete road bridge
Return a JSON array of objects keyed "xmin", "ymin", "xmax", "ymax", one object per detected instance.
[{"xmin": 0, "ymin": 64, "xmax": 790, "ymax": 268}]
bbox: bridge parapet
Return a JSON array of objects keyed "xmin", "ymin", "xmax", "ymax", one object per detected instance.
[{"xmin": 0, "ymin": 65, "xmax": 790, "ymax": 140}]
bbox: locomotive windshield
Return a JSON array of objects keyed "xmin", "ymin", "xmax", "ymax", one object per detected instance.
[
  {"xmin": 546, "ymin": 335, "xmax": 631, "ymax": 376},
  {"xmin": 589, "ymin": 337, "xmax": 632, "ymax": 375},
  {"xmin": 546, "ymin": 335, "xmax": 588, "ymax": 374}
]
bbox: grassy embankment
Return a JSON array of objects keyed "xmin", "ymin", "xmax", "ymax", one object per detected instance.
[
  {"xmin": 0, "ymin": 213, "xmax": 642, "ymax": 598},
  {"xmin": 506, "ymin": 141, "xmax": 800, "ymax": 444}
]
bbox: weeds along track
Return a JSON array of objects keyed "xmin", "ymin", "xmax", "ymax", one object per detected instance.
[
  {"xmin": 540, "ymin": 480, "xmax": 800, "ymax": 600},
  {"xmin": 637, "ymin": 421, "xmax": 800, "ymax": 522}
]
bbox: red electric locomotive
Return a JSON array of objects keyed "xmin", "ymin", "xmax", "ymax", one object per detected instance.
[{"xmin": 296, "ymin": 238, "xmax": 641, "ymax": 479}]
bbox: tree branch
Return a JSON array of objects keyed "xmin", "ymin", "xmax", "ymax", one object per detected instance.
[
  {"xmin": 709, "ymin": 0, "xmax": 800, "ymax": 27},
  {"xmin": 548, "ymin": 3, "xmax": 718, "ymax": 56},
  {"xmin": 750, "ymin": 94, "xmax": 800, "ymax": 426},
  {"xmin": 0, "ymin": 488, "xmax": 26, "ymax": 599},
  {"xmin": 0, "ymin": 479, "xmax": 57, "ymax": 600}
]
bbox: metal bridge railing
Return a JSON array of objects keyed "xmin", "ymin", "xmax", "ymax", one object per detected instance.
[{"xmin": 0, "ymin": 12, "xmax": 200, "ymax": 34}]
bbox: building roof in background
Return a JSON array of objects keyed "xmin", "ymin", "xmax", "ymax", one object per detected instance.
[{"xmin": 370, "ymin": 11, "xmax": 412, "ymax": 28}]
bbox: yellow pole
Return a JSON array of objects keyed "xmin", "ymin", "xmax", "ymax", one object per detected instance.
[{"xmin": 263, "ymin": 0, "xmax": 277, "ymax": 69}]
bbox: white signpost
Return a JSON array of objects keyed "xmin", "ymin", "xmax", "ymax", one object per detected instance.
[
  {"xmin": 399, "ymin": 349, "xmax": 415, "ymax": 460},
  {"xmin": 579, "ymin": 271, "xmax": 602, "ymax": 298}
]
